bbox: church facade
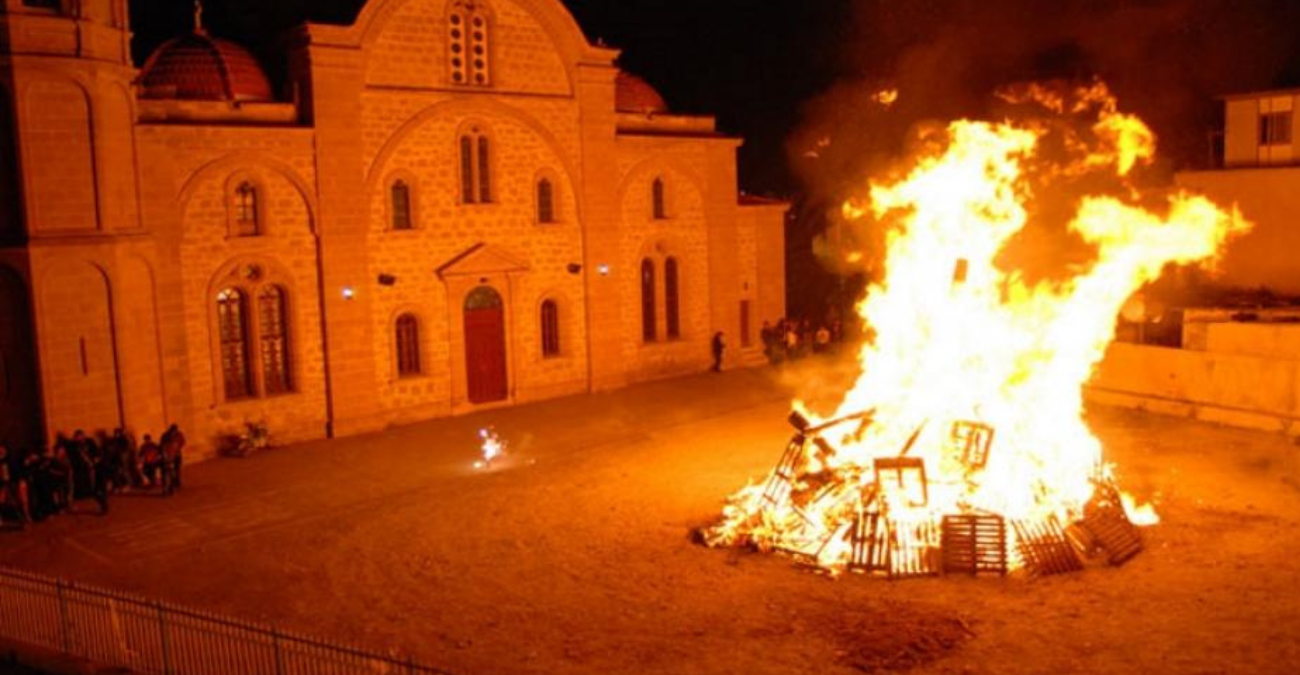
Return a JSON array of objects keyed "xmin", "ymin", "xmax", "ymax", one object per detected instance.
[{"xmin": 0, "ymin": 0, "xmax": 787, "ymax": 453}]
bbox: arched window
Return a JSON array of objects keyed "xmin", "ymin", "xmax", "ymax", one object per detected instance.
[
  {"xmin": 449, "ymin": 1, "xmax": 492, "ymax": 86},
  {"xmin": 258, "ymin": 286, "xmax": 292, "ymax": 395},
  {"xmin": 664, "ymin": 257, "xmax": 680, "ymax": 339},
  {"xmin": 477, "ymin": 136, "xmax": 492, "ymax": 202},
  {"xmin": 540, "ymin": 299, "xmax": 560, "ymax": 357},
  {"xmin": 652, "ymin": 177, "xmax": 667, "ymax": 220},
  {"xmin": 460, "ymin": 136, "xmax": 475, "ymax": 204},
  {"xmin": 233, "ymin": 181, "xmax": 260, "ymax": 236},
  {"xmin": 396, "ymin": 314, "xmax": 421, "ymax": 376},
  {"xmin": 217, "ymin": 288, "xmax": 252, "ymax": 400},
  {"xmin": 460, "ymin": 127, "xmax": 492, "ymax": 204},
  {"xmin": 537, "ymin": 178, "xmax": 555, "ymax": 224},
  {"xmin": 390, "ymin": 180, "xmax": 413, "ymax": 230},
  {"xmin": 641, "ymin": 258, "xmax": 656, "ymax": 342}
]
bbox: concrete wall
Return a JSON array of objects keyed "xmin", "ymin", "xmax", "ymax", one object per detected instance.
[{"xmin": 1087, "ymin": 341, "xmax": 1300, "ymax": 436}]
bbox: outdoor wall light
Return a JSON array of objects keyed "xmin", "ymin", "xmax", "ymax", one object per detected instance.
[
  {"xmin": 597, "ymin": 264, "xmax": 611, "ymax": 276},
  {"xmin": 342, "ymin": 286, "xmax": 356, "ymax": 300}
]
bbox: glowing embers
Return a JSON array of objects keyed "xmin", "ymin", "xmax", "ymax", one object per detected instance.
[{"xmin": 473, "ymin": 426, "xmax": 506, "ymax": 470}]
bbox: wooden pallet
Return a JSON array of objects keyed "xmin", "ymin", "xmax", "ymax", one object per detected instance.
[
  {"xmin": 1081, "ymin": 508, "xmax": 1143, "ymax": 565},
  {"xmin": 950, "ymin": 421, "xmax": 995, "ymax": 470},
  {"xmin": 760, "ymin": 434, "xmax": 806, "ymax": 509},
  {"xmin": 874, "ymin": 457, "xmax": 929, "ymax": 508},
  {"xmin": 890, "ymin": 519, "xmax": 942, "ymax": 579},
  {"xmin": 941, "ymin": 514, "xmax": 1008, "ymax": 576},
  {"xmin": 848, "ymin": 511, "xmax": 891, "ymax": 574},
  {"xmin": 1012, "ymin": 517, "xmax": 1084, "ymax": 576}
]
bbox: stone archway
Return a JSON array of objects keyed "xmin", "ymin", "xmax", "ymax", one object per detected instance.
[{"xmin": 0, "ymin": 266, "xmax": 42, "ymax": 447}]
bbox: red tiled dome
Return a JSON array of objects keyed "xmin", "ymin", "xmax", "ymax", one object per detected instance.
[
  {"xmin": 615, "ymin": 71, "xmax": 668, "ymax": 114},
  {"xmin": 139, "ymin": 32, "xmax": 274, "ymax": 102}
]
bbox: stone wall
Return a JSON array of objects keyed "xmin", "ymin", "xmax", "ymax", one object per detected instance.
[
  {"xmin": 614, "ymin": 144, "xmax": 713, "ymax": 380},
  {"xmin": 137, "ymin": 126, "xmax": 328, "ymax": 455},
  {"xmin": 363, "ymin": 0, "xmax": 571, "ymax": 96},
  {"xmin": 362, "ymin": 95, "xmax": 587, "ymax": 419}
]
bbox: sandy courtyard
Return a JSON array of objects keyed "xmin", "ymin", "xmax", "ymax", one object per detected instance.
[{"xmin": 2, "ymin": 364, "xmax": 1299, "ymax": 675}]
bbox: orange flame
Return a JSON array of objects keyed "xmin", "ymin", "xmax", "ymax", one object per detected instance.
[{"xmin": 705, "ymin": 82, "xmax": 1245, "ymax": 571}]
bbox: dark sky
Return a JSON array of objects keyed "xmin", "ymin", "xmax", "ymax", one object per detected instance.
[{"xmin": 128, "ymin": 0, "xmax": 1300, "ymax": 198}]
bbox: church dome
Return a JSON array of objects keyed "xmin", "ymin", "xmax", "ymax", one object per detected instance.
[
  {"xmin": 139, "ymin": 32, "xmax": 274, "ymax": 102},
  {"xmin": 615, "ymin": 71, "xmax": 668, "ymax": 114}
]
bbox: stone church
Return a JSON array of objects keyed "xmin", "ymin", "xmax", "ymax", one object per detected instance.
[{"xmin": 0, "ymin": 0, "xmax": 787, "ymax": 454}]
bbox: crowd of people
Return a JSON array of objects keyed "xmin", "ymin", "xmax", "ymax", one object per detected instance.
[
  {"xmin": 0, "ymin": 424, "xmax": 186, "ymax": 528},
  {"xmin": 760, "ymin": 317, "xmax": 845, "ymax": 364}
]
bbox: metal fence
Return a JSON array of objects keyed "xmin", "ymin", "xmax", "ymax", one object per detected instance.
[{"xmin": 0, "ymin": 566, "xmax": 449, "ymax": 675}]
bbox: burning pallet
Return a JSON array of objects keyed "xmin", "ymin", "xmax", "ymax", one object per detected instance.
[
  {"xmin": 706, "ymin": 412, "xmax": 1150, "ymax": 581},
  {"xmin": 845, "ymin": 509, "xmax": 942, "ymax": 579},
  {"xmin": 1078, "ymin": 481, "xmax": 1144, "ymax": 565},
  {"xmin": 1012, "ymin": 517, "xmax": 1084, "ymax": 576},
  {"xmin": 940, "ymin": 514, "xmax": 1008, "ymax": 576}
]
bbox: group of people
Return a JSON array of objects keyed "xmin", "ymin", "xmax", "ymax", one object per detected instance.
[
  {"xmin": 0, "ymin": 424, "xmax": 186, "ymax": 527},
  {"xmin": 760, "ymin": 317, "xmax": 843, "ymax": 364}
]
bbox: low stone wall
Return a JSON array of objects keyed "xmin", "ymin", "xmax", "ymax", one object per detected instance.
[{"xmin": 1086, "ymin": 341, "xmax": 1300, "ymax": 437}]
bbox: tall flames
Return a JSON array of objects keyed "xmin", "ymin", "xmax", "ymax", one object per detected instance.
[{"xmin": 704, "ymin": 83, "xmax": 1250, "ymax": 573}]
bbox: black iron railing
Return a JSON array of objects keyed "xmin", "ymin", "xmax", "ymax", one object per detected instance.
[{"xmin": 0, "ymin": 566, "xmax": 449, "ymax": 675}]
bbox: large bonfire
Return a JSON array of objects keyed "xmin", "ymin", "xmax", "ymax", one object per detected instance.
[{"xmin": 704, "ymin": 82, "xmax": 1251, "ymax": 576}]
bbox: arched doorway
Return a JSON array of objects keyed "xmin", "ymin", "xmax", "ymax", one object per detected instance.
[
  {"xmin": 464, "ymin": 285, "xmax": 507, "ymax": 404},
  {"xmin": 0, "ymin": 266, "xmax": 42, "ymax": 447}
]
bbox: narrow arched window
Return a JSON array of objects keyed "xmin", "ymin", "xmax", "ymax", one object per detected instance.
[
  {"xmin": 396, "ymin": 314, "xmax": 421, "ymax": 376},
  {"xmin": 449, "ymin": 1, "xmax": 492, "ymax": 86},
  {"xmin": 460, "ymin": 136, "xmax": 476, "ymax": 204},
  {"xmin": 258, "ymin": 286, "xmax": 292, "ymax": 395},
  {"xmin": 391, "ymin": 180, "xmax": 413, "ymax": 230},
  {"xmin": 477, "ymin": 136, "xmax": 492, "ymax": 202},
  {"xmin": 234, "ymin": 181, "xmax": 260, "ymax": 236},
  {"xmin": 537, "ymin": 178, "xmax": 555, "ymax": 224},
  {"xmin": 641, "ymin": 258, "xmax": 656, "ymax": 342},
  {"xmin": 540, "ymin": 299, "xmax": 560, "ymax": 357},
  {"xmin": 217, "ymin": 288, "xmax": 252, "ymax": 400},
  {"xmin": 652, "ymin": 177, "xmax": 667, "ymax": 220},
  {"xmin": 460, "ymin": 128, "xmax": 492, "ymax": 204},
  {"xmin": 665, "ymin": 256, "xmax": 680, "ymax": 339}
]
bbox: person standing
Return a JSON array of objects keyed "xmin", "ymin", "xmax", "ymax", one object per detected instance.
[
  {"xmin": 0, "ymin": 444, "xmax": 26, "ymax": 526},
  {"xmin": 815, "ymin": 324, "xmax": 831, "ymax": 354},
  {"xmin": 105, "ymin": 428, "xmax": 132, "ymax": 492},
  {"xmin": 760, "ymin": 321, "xmax": 775, "ymax": 364},
  {"xmin": 90, "ymin": 443, "xmax": 110, "ymax": 515},
  {"xmin": 139, "ymin": 434, "xmax": 163, "ymax": 489},
  {"xmin": 161, "ymin": 424, "xmax": 186, "ymax": 495},
  {"xmin": 711, "ymin": 331, "xmax": 725, "ymax": 373}
]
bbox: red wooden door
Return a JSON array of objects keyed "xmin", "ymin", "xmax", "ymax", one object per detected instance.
[{"xmin": 464, "ymin": 286, "xmax": 508, "ymax": 404}]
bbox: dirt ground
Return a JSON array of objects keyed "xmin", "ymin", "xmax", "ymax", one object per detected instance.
[{"xmin": 2, "ymin": 361, "xmax": 1299, "ymax": 675}]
